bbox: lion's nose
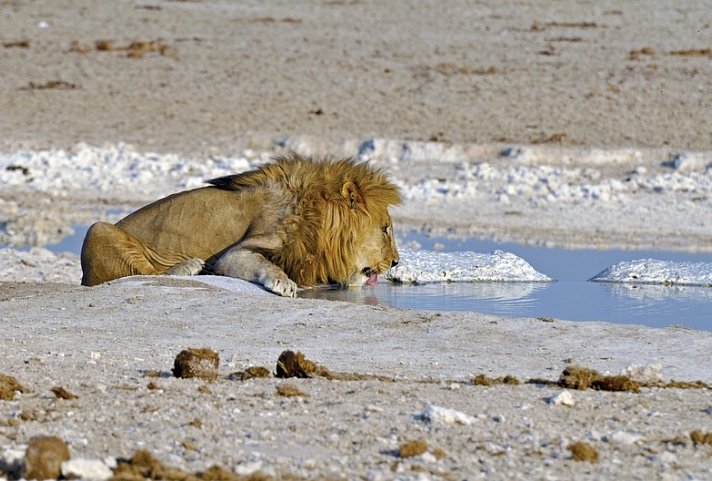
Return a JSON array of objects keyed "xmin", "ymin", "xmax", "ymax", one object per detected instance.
[{"xmin": 391, "ymin": 259, "xmax": 399, "ymax": 268}]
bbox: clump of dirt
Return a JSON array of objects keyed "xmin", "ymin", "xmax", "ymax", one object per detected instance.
[
  {"xmin": 173, "ymin": 348, "xmax": 220, "ymax": 382},
  {"xmin": 276, "ymin": 383, "xmax": 308, "ymax": 398},
  {"xmin": 126, "ymin": 40, "xmax": 178, "ymax": 59},
  {"xmin": 472, "ymin": 374, "xmax": 520, "ymax": 386},
  {"xmin": 95, "ymin": 39, "xmax": 114, "ymax": 51},
  {"xmin": 593, "ymin": 375, "xmax": 640, "ymax": 392},
  {"xmin": 23, "ymin": 435, "xmax": 71, "ymax": 480},
  {"xmin": 20, "ymin": 80, "xmax": 79, "ymax": 91},
  {"xmin": 3, "ymin": 40, "xmax": 30, "ymax": 48},
  {"xmin": 110, "ymin": 449, "xmax": 276, "ymax": 481},
  {"xmin": 276, "ymin": 350, "xmax": 329, "ymax": 379},
  {"xmin": 651, "ymin": 379, "xmax": 712, "ymax": 389},
  {"xmin": 690, "ymin": 430, "xmax": 712, "ymax": 446},
  {"xmin": 70, "ymin": 39, "xmax": 179, "ymax": 59},
  {"xmin": 399, "ymin": 440, "xmax": 428, "ymax": 458},
  {"xmin": 229, "ymin": 366, "xmax": 271, "ymax": 381},
  {"xmin": 431, "ymin": 448, "xmax": 447, "ymax": 460},
  {"xmin": 669, "ymin": 48, "xmax": 712, "ymax": 58},
  {"xmin": 567, "ymin": 441, "xmax": 599, "ymax": 462},
  {"xmin": 51, "ymin": 386, "xmax": 78, "ymax": 400},
  {"xmin": 273, "ymin": 350, "xmax": 396, "ymax": 381},
  {"xmin": 147, "ymin": 381, "xmax": 159, "ymax": 390},
  {"xmin": 0, "ymin": 373, "xmax": 27, "ymax": 400},
  {"xmin": 558, "ymin": 366, "xmax": 640, "ymax": 392},
  {"xmin": 111, "ymin": 449, "xmax": 189, "ymax": 481},
  {"xmin": 629, "ymin": 47, "xmax": 656, "ymax": 60},
  {"xmin": 532, "ymin": 132, "xmax": 572, "ymax": 145}
]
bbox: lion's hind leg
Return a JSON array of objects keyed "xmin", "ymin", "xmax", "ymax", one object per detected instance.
[{"xmin": 80, "ymin": 222, "xmax": 165, "ymax": 286}]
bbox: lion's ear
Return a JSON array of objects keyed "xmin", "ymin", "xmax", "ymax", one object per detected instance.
[{"xmin": 341, "ymin": 181, "xmax": 363, "ymax": 209}]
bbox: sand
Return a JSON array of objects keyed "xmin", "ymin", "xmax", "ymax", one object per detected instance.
[
  {"xmin": 3, "ymin": 0, "xmax": 712, "ymax": 154},
  {"xmin": 1, "ymin": 1, "xmax": 712, "ymax": 480}
]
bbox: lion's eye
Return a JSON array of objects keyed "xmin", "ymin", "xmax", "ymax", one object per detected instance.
[{"xmin": 382, "ymin": 224, "xmax": 390, "ymax": 235}]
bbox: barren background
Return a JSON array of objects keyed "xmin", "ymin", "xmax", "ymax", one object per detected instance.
[
  {"xmin": 2, "ymin": 0, "xmax": 712, "ymax": 154},
  {"xmin": 1, "ymin": 1, "xmax": 712, "ymax": 480}
]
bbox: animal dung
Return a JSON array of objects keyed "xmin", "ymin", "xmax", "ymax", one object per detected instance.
[
  {"xmin": 228, "ymin": 366, "xmax": 271, "ymax": 381},
  {"xmin": 472, "ymin": 374, "xmax": 520, "ymax": 386},
  {"xmin": 567, "ymin": 441, "xmax": 599, "ymax": 462},
  {"xmin": 398, "ymin": 439, "xmax": 428, "ymax": 458},
  {"xmin": 690, "ymin": 430, "xmax": 712, "ymax": 446},
  {"xmin": 172, "ymin": 348, "xmax": 219, "ymax": 381},
  {"xmin": 112, "ymin": 449, "xmax": 238, "ymax": 481},
  {"xmin": 23, "ymin": 436, "xmax": 71, "ymax": 480},
  {"xmin": 275, "ymin": 350, "xmax": 329, "ymax": 378},
  {"xmin": 558, "ymin": 365, "xmax": 640, "ymax": 392},
  {"xmin": 0, "ymin": 373, "xmax": 26, "ymax": 400},
  {"xmin": 51, "ymin": 386, "xmax": 78, "ymax": 400},
  {"xmin": 276, "ymin": 383, "xmax": 308, "ymax": 398}
]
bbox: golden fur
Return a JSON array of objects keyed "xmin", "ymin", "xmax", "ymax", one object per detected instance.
[{"xmin": 80, "ymin": 153, "xmax": 402, "ymax": 296}]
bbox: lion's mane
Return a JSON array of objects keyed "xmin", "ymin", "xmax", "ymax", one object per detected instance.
[{"xmin": 208, "ymin": 154, "xmax": 402, "ymax": 286}]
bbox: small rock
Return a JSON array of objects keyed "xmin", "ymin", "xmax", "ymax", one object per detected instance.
[
  {"xmin": 235, "ymin": 461, "xmax": 262, "ymax": 476},
  {"xmin": 172, "ymin": 348, "xmax": 219, "ymax": 381},
  {"xmin": 662, "ymin": 153, "xmax": 711, "ymax": 172},
  {"xmin": 0, "ymin": 447, "xmax": 25, "ymax": 478},
  {"xmin": 547, "ymin": 390, "xmax": 575, "ymax": 406},
  {"xmin": 414, "ymin": 405, "xmax": 476, "ymax": 426},
  {"xmin": 607, "ymin": 430, "xmax": 643, "ymax": 445},
  {"xmin": 62, "ymin": 458, "xmax": 113, "ymax": 481},
  {"xmin": 652, "ymin": 451, "xmax": 677, "ymax": 464},
  {"xmin": 619, "ymin": 363, "xmax": 663, "ymax": 383},
  {"xmin": 24, "ymin": 436, "xmax": 71, "ymax": 480}
]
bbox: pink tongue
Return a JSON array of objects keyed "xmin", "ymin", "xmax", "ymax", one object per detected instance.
[{"xmin": 366, "ymin": 273, "xmax": 380, "ymax": 286}]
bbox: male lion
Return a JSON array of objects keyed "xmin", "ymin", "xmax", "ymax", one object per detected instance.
[{"xmin": 80, "ymin": 153, "xmax": 402, "ymax": 297}]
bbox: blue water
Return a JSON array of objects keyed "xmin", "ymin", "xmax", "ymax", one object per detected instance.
[
  {"xmin": 32, "ymin": 227, "xmax": 712, "ymax": 331},
  {"xmin": 301, "ymin": 233, "xmax": 712, "ymax": 331}
]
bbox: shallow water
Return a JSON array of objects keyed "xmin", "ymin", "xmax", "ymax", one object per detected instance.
[
  {"xmin": 302, "ymin": 234, "xmax": 712, "ymax": 330},
  {"xmin": 29, "ymin": 227, "xmax": 712, "ymax": 331}
]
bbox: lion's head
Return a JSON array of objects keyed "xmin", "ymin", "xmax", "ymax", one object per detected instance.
[
  {"xmin": 264, "ymin": 155, "xmax": 402, "ymax": 288},
  {"xmin": 342, "ymin": 182, "xmax": 400, "ymax": 286}
]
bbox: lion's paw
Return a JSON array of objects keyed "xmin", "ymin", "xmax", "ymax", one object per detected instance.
[
  {"xmin": 166, "ymin": 258, "xmax": 205, "ymax": 276},
  {"xmin": 264, "ymin": 276, "xmax": 298, "ymax": 297}
]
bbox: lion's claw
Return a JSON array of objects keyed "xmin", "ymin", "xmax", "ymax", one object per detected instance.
[{"xmin": 265, "ymin": 277, "xmax": 298, "ymax": 297}]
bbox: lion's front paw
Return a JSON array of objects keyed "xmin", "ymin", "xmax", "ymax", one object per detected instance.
[
  {"xmin": 166, "ymin": 258, "xmax": 205, "ymax": 276},
  {"xmin": 264, "ymin": 276, "xmax": 298, "ymax": 297}
]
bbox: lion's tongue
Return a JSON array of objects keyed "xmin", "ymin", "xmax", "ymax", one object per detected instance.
[{"xmin": 366, "ymin": 273, "xmax": 380, "ymax": 286}]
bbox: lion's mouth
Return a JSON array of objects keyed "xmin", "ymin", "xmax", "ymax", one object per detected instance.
[{"xmin": 362, "ymin": 267, "xmax": 380, "ymax": 286}]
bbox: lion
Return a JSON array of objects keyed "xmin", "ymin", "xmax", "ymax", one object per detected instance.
[{"xmin": 80, "ymin": 153, "xmax": 402, "ymax": 297}]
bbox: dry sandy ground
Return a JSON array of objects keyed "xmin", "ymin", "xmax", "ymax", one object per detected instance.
[
  {"xmin": 2, "ymin": 278, "xmax": 712, "ymax": 481},
  {"xmin": 1, "ymin": 1, "xmax": 712, "ymax": 480},
  {"xmin": 2, "ymin": 0, "xmax": 712, "ymax": 153}
]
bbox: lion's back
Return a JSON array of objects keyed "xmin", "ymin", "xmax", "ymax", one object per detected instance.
[{"xmin": 116, "ymin": 186, "xmax": 264, "ymax": 259}]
